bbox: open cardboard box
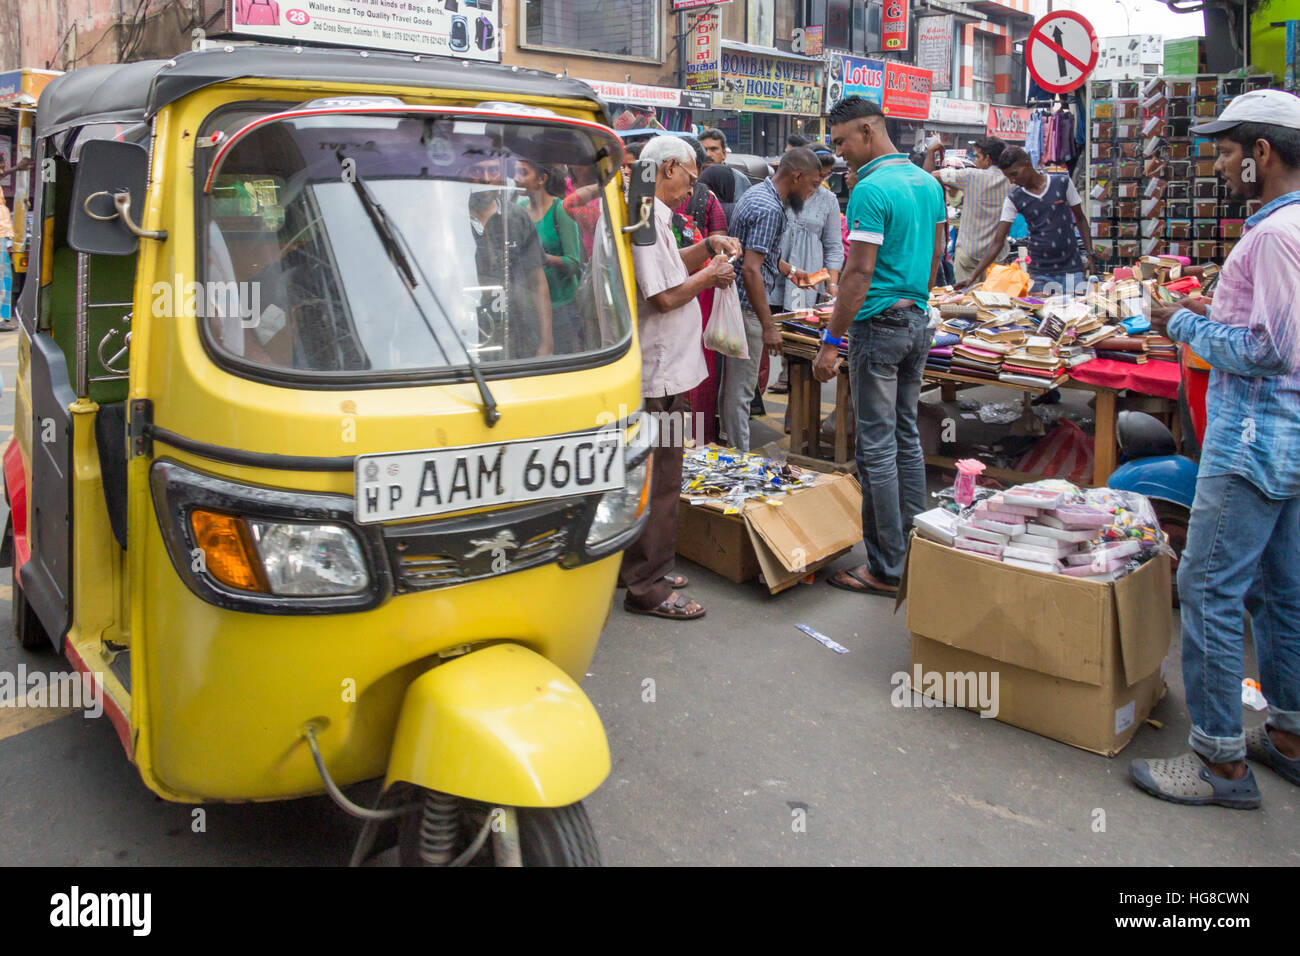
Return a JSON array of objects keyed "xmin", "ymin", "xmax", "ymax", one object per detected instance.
[
  {"xmin": 676, "ymin": 472, "xmax": 863, "ymax": 594},
  {"xmin": 897, "ymin": 534, "xmax": 1173, "ymax": 756}
]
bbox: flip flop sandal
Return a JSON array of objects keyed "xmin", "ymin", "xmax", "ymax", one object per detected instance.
[
  {"xmin": 1129, "ymin": 752, "xmax": 1261, "ymax": 809},
  {"xmin": 826, "ymin": 568, "xmax": 898, "ymax": 596},
  {"xmin": 1245, "ymin": 724, "xmax": 1300, "ymax": 787},
  {"xmin": 664, "ymin": 573, "xmax": 689, "ymax": 589},
  {"xmin": 624, "ymin": 592, "xmax": 705, "ymax": 621}
]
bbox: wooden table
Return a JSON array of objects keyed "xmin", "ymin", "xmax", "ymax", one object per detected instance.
[
  {"xmin": 782, "ymin": 335, "xmax": 853, "ymax": 465},
  {"xmin": 922, "ymin": 369, "xmax": 1121, "ymax": 487},
  {"xmin": 782, "ymin": 337, "xmax": 1132, "ymax": 488}
]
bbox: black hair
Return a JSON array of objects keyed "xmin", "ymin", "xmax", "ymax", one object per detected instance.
[
  {"xmin": 973, "ymin": 136, "xmax": 1007, "ymax": 164},
  {"xmin": 778, "ymin": 146, "xmax": 821, "ymax": 176},
  {"xmin": 814, "ymin": 149, "xmax": 835, "ymax": 170},
  {"xmin": 680, "ymin": 134, "xmax": 708, "ymax": 172},
  {"xmin": 625, "ymin": 138, "xmax": 646, "ymax": 159},
  {"xmin": 517, "ymin": 158, "xmax": 566, "ymax": 198},
  {"xmin": 700, "ymin": 127, "xmax": 727, "ymax": 149},
  {"xmin": 826, "ymin": 95, "xmax": 885, "ymax": 127},
  {"xmin": 700, "ymin": 163, "xmax": 736, "ymax": 204},
  {"xmin": 997, "ymin": 145, "xmax": 1030, "ymax": 171},
  {"xmin": 1223, "ymin": 121, "xmax": 1300, "ymax": 169},
  {"xmin": 787, "ymin": 133, "xmax": 811, "ymax": 148}
]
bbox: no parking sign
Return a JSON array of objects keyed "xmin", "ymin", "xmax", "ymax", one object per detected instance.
[{"xmin": 1025, "ymin": 10, "xmax": 1098, "ymax": 95}]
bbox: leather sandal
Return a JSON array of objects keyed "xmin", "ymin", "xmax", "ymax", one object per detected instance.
[{"xmin": 624, "ymin": 591, "xmax": 705, "ymax": 620}]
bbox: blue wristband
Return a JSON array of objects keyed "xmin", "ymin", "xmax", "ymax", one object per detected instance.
[{"xmin": 820, "ymin": 329, "xmax": 845, "ymax": 348}]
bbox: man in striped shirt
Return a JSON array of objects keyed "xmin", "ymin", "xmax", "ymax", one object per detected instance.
[
  {"xmin": 1132, "ymin": 90, "xmax": 1300, "ymax": 810},
  {"xmin": 923, "ymin": 136, "xmax": 1012, "ymax": 286}
]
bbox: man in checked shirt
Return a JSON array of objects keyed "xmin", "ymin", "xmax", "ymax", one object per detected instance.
[{"xmin": 1132, "ymin": 90, "xmax": 1300, "ymax": 810}]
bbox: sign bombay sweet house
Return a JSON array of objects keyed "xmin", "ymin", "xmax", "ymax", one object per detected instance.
[{"xmin": 716, "ymin": 50, "xmax": 823, "ymax": 115}]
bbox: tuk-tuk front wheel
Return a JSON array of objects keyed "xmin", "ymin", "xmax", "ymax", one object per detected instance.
[
  {"xmin": 397, "ymin": 788, "xmax": 600, "ymax": 867},
  {"xmin": 12, "ymin": 563, "xmax": 51, "ymax": 652}
]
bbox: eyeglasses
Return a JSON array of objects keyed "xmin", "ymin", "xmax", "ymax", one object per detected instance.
[{"xmin": 671, "ymin": 160, "xmax": 698, "ymax": 186}]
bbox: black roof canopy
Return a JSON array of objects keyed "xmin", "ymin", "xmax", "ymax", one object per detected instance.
[{"xmin": 36, "ymin": 44, "xmax": 607, "ymax": 138}]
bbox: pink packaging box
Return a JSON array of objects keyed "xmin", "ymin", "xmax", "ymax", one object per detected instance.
[{"xmin": 955, "ymin": 537, "xmax": 1005, "ymax": 559}]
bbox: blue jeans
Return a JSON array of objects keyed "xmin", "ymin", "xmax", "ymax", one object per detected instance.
[
  {"xmin": 1030, "ymin": 271, "xmax": 1086, "ymax": 298},
  {"xmin": 1179, "ymin": 473, "xmax": 1300, "ymax": 762},
  {"xmin": 847, "ymin": 305, "xmax": 930, "ymax": 584}
]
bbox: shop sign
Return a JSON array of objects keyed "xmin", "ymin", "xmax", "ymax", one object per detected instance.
[
  {"xmin": 1163, "ymin": 36, "xmax": 1200, "ymax": 75},
  {"xmin": 580, "ymin": 79, "xmax": 695, "ymax": 110},
  {"xmin": 882, "ymin": 62, "xmax": 931, "ymax": 120},
  {"xmin": 928, "ymin": 95, "xmax": 988, "ymax": 127},
  {"xmin": 672, "ymin": 0, "xmax": 732, "ymax": 9},
  {"xmin": 882, "ymin": 0, "xmax": 910, "ymax": 53},
  {"xmin": 715, "ymin": 50, "xmax": 823, "ymax": 115},
  {"xmin": 986, "ymin": 105, "xmax": 1033, "ymax": 141},
  {"xmin": 805, "ymin": 25, "xmax": 824, "ymax": 57},
  {"xmin": 917, "ymin": 15, "xmax": 954, "ymax": 92},
  {"xmin": 686, "ymin": 11, "xmax": 721, "ymax": 90},
  {"xmin": 837, "ymin": 55, "xmax": 885, "ymax": 106},
  {"xmin": 225, "ymin": 0, "xmax": 501, "ymax": 62}
]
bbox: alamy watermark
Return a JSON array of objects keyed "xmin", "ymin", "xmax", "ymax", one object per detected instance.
[
  {"xmin": 891, "ymin": 666, "xmax": 1000, "ymax": 719},
  {"xmin": 0, "ymin": 666, "xmax": 103, "ymax": 718},
  {"xmin": 151, "ymin": 275, "xmax": 262, "ymax": 326}
]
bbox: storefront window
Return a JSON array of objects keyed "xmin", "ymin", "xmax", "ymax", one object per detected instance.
[
  {"xmin": 826, "ymin": 0, "xmax": 850, "ymax": 49},
  {"xmin": 973, "ymin": 32, "xmax": 996, "ymax": 102},
  {"xmin": 522, "ymin": 0, "xmax": 658, "ymax": 60}
]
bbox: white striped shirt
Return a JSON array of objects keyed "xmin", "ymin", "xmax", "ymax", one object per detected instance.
[{"xmin": 939, "ymin": 165, "xmax": 1013, "ymax": 259}]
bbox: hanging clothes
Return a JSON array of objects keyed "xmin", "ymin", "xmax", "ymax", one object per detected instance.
[{"xmin": 1026, "ymin": 111, "xmax": 1044, "ymax": 168}]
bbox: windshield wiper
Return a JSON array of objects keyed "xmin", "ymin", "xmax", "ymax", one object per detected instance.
[{"xmin": 338, "ymin": 151, "xmax": 500, "ymax": 427}]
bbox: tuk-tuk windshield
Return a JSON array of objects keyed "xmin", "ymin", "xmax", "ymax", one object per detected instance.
[{"xmin": 200, "ymin": 111, "xmax": 630, "ymax": 378}]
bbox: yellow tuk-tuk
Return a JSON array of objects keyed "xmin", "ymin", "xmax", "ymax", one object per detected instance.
[{"xmin": 3, "ymin": 45, "xmax": 658, "ymax": 866}]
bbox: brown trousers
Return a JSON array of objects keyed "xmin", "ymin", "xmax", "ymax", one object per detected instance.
[{"xmin": 619, "ymin": 392, "xmax": 686, "ymax": 609}]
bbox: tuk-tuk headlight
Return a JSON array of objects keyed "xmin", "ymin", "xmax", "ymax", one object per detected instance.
[
  {"xmin": 584, "ymin": 455, "xmax": 651, "ymax": 548},
  {"xmin": 245, "ymin": 519, "xmax": 370, "ymax": 596}
]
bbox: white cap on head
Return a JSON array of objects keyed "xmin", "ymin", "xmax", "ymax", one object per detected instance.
[{"xmin": 1192, "ymin": 88, "xmax": 1300, "ymax": 135}]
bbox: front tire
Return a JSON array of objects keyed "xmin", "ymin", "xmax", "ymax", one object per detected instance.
[{"xmin": 398, "ymin": 788, "xmax": 600, "ymax": 867}]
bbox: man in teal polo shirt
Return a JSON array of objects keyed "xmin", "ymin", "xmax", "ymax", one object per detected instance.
[{"xmin": 815, "ymin": 96, "xmax": 948, "ymax": 596}]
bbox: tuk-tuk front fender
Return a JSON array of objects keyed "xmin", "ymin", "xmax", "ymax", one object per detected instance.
[{"xmin": 384, "ymin": 643, "xmax": 610, "ymax": 808}]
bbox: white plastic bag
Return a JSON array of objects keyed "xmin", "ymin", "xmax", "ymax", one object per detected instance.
[{"xmin": 703, "ymin": 283, "xmax": 748, "ymax": 359}]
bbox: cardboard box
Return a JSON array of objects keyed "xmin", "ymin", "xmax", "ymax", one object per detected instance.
[
  {"xmin": 899, "ymin": 535, "xmax": 1172, "ymax": 756},
  {"xmin": 676, "ymin": 473, "xmax": 863, "ymax": 594}
]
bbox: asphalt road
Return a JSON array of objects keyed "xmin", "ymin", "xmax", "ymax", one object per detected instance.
[{"xmin": 0, "ymin": 345, "xmax": 1295, "ymax": 866}]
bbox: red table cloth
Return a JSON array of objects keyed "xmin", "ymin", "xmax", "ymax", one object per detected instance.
[{"xmin": 1067, "ymin": 358, "xmax": 1182, "ymax": 400}]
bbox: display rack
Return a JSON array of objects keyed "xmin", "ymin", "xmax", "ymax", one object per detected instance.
[{"xmin": 1091, "ymin": 72, "xmax": 1274, "ymax": 267}]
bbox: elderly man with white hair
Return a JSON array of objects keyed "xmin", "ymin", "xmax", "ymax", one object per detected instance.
[{"xmin": 620, "ymin": 135, "xmax": 740, "ymax": 621}]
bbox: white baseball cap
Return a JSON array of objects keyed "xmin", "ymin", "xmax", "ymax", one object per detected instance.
[{"xmin": 1192, "ymin": 88, "xmax": 1300, "ymax": 134}]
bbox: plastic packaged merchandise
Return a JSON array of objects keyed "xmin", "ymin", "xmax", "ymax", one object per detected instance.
[
  {"xmin": 681, "ymin": 445, "xmax": 820, "ymax": 512},
  {"xmin": 977, "ymin": 402, "xmax": 1023, "ymax": 425},
  {"xmin": 919, "ymin": 477, "xmax": 1174, "ymax": 579}
]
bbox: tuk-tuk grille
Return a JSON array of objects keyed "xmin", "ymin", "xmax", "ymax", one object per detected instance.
[
  {"xmin": 380, "ymin": 496, "xmax": 589, "ymax": 592},
  {"xmin": 393, "ymin": 529, "xmax": 570, "ymax": 589}
]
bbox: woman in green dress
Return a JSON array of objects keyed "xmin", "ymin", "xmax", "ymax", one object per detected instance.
[{"xmin": 514, "ymin": 158, "xmax": 587, "ymax": 354}]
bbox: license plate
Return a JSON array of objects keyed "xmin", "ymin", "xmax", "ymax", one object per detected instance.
[{"xmin": 354, "ymin": 431, "xmax": 626, "ymax": 524}]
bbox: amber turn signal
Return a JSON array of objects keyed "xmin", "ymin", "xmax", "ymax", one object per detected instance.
[{"xmin": 189, "ymin": 510, "xmax": 269, "ymax": 592}]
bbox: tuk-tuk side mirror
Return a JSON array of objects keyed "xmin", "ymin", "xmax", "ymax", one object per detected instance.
[
  {"xmin": 624, "ymin": 159, "xmax": 657, "ymax": 247},
  {"xmin": 69, "ymin": 139, "xmax": 165, "ymax": 256}
]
